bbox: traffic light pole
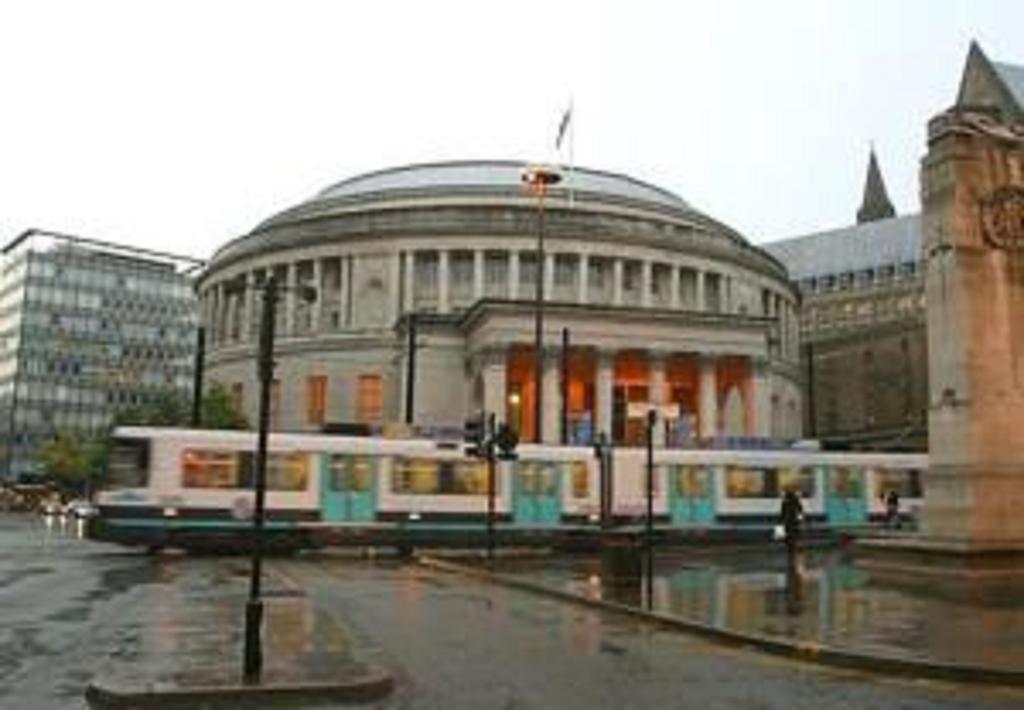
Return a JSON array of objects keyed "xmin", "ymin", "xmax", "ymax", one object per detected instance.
[
  {"xmin": 645, "ymin": 409, "xmax": 656, "ymax": 612},
  {"xmin": 486, "ymin": 413, "xmax": 496, "ymax": 563}
]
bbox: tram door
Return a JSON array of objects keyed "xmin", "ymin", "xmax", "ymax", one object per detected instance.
[
  {"xmin": 825, "ymin": 466, "xmax": 867, "ymax": 525},
  {"xmin": 321, "ymin": 454, "xmax": 377, "ymax": 523},
  {"xmin": 669, "ymin": 465, "xmax": 715, "ymax": 525},
  {"xmin": 513, "ymin": 462, "xmax": 562, "ymax": 525}
]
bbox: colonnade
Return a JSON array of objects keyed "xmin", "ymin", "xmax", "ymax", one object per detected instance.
[{"xmin": 201, "ymin": 247, "xmax": 799, "ymax": 359}]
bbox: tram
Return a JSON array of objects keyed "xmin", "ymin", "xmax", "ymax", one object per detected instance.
[{"xmin": 89, "ymin": 427, "xmax": 925, "ymax": 550}]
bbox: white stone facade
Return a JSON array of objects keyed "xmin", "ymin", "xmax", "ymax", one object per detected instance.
[{"xmin": 198, "ymin": 161, "xmax": 802, "ymax": 445}]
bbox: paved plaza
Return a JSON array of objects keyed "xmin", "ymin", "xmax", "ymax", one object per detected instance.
[{"xmin": 2, "ymin": 513, "xmax": 1023, "ymax": 709}]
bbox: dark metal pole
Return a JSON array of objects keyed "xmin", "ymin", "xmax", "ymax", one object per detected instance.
[
  {"xmin": 645, "ymin": 409, "xmax": 656, "ymax": 612},
  {"xmin": 805, "ymin": 341, "xmax": 816, "ymax": 438},
  {"xmin": 486, "ymin": 412, "xmax": 496, "ymax": 562},
  {"xmin": 560, "ymin": 327, "xmax": 569, "ymax": 445},
  {"xmin": 533, "ymin": 191, "xmax": 546, "ymax": 444},
  {"xmin": 404, "ymin": 314, "xmax": 417, "ymax": 425},
  {"xmin": 244, "ymin": 276, "xmax": 277, "ymax": 684},
  {"xmin": 191, "ymin": 326, "xmax": 206, "ymax": 428}
]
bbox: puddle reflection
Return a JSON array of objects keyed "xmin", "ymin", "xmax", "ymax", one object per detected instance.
[{"xmin": 500, "ymin": 549, "xmax": 1024, "ymax": 671}]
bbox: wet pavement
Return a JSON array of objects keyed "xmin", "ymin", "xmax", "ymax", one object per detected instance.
[
  {"xmin": 2, "ymin": 513, "xmax": 1024, "ymax": 708},
  {"xmin": 495, "ymin": 547, "xmax": 1024, "ymax": 673}
]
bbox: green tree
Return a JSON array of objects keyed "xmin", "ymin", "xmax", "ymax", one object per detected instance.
[
  {"xmin": 38, "ymin": 433, "xmax": 89, "ymax": 493},
  {"xmin": 200, "ymin": 382, "xmax": 249, "ymax": 430},
  {"xmin": 114, "ymin": 389, "xmax": 191, "ymax": 427}
]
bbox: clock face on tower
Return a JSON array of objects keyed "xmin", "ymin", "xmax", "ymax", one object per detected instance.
[{"xmin": 979, "ymin": 185, "xmax": 1024, "ymax": 251}]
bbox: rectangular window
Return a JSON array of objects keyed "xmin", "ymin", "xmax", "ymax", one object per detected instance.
[
  {"xmin": 266, "ymin": 452, "xmax": 310, "ymax": 491},
  {"xmin": 391, "ymin": 457, "xmax": 492, "ymax": 494},
  {"xmin": 671, "ymin": 466, "xmax": 710, "ymax": 497},
  {"xmin": 108, "ymin": 437, "xmax": 150, "ymax": 488},
  {"xmin": 328, "ymin": 455, "xmax": 375, "ymax": 492},
  {"xmin": 182, "ymin": 449, "xmax": 253, "ymax": 489},
  {"xmin": 725, "ymin": 466, "xmax": 778, "ymax": 498},
  {"xmin": 554, "ymin": 255, "xmax": 577, "ymax": 287},
  {"xmin": 872, "ymin": 467, "xmax": 922, "ymax": 498},
  {"xmin": 306, "ymin": 375, "xmax": 327, "ymax": 425},
  {"xmin": 484, "ymin": 252, "xmax": 508, "ymax": 294},
  {"xmin": 588, "ymin": 257, "xmax": 607, "ymax": 291},
  {"xmin": 356, "ymin": 374, "xmax": 383, "ymax": 424},
  {"xmin": 519, "ymin": 253, "xmax": 538, "ymax": 289},
  {"xmin": 777, "ymin": 466, "xmax": 816, "ymax": 498},
  {"xmin": 569, "ymin": 461, "xmax": 589, "ymax": 498},
  {"xmin": 829, "ymin": 466, "xmax": 862, "ymax": 498}
]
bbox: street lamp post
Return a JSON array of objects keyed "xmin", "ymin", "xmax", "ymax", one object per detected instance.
[
  {"xmin": 242, "ymin": 275, "xmax": 315, "ymax": 684},
  {"xmin": 521, "ymin": 165, "xmax": 562, "ymax": 444}
]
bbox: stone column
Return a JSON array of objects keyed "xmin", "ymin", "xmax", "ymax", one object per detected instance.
[
  {"xmin": 750, "ymin": 357, "xmax": 772, "ymax": 437},
  {"xmin": 577, "ymin": 253, "xmax": 589, "ymax": 304},
  {"xmin": 310, "ymin": 258, "xmax": 322, "ymax": 333},
  {"xmin": 509, "ymin": 252, "xmax": 520, "ymax": 300},
  {"xmin": 596, "ymin": 350, "xmax": 615, "ymax": 439},
  {"xmin": 641, "ymin": 261, "xmax": 652, "ymax": 308},
  {"xmin": 698, "ymin": 355, "xmax": 717, "ymax": 439},
  {"xmin": 649, "ymin": 353, "xmax": 667, "ymax": 446},
  {"xmin": 542, "ymin": 349, "xmax": 560, "ymax": 444},
  {"xmin": 670, "ymin": 266, "xmax": 680, "ymax": 309},
  {"xmin": 437, "ymin": 250, "xmax": 450, "ymax": 314},
  {"xmin": 473, "ymin": 250, "xmax": 485, "ymax": 302},
  {"xmin": 482, "ymin": 349, "xmax": 508, "ymax": 424},
  {"xmin": 339, "ymin": 258, "xmax": 349, "ymax": 329},
  {"xmin": 284, "ymin": 262, "xmax": 297, "ymax": 336},
  {"xmin": 242, "ymin": 272, "xmax": 254, "ymax": 343},
  {"xmin": 403, "ymin": 251, "xmax": 415, "ymax": 312},
  {"xmin": 612, "ymin": 259, "xmax": 623, "ymax": 306},
  {"xmin": 696, "ymin": 271, "xmax": 706, "ymax": 313}
]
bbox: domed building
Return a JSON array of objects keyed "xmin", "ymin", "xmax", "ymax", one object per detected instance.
[{"xmin": 197, "ymin": 161, "xmax": 801, "ymax": 445}]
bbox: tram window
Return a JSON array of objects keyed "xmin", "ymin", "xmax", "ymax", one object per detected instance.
[
  {"xmin": 569, "ymin": 462, "xmax": 588, "ymax": 498},
  {"xmin": 829, "ymin": 467, "xmax": 862, "ymax": 497},
  {"xmin": 108, "ymin": 437, "xmax": 150, "ymax": 487},
  {"xmin": 725, "ymin": 467, "xmax": 776, "ymax": 498},
  {"xmin": 182, "ymin": 449, "xmax": 252, "ymax": 489},
  {"xmin": 392, "ymin": 457, "xmax": 492, "ymax": 495},
  {"xmin": 673, "ymin": 466, "xmax": 710, "ymax": 497},
  {"xmin": 874, "ymin": 468, "xmax": 922, "ymax": 498},
  {"xmin": 778, "ymin": 466, "xmax": 815, "ymax": 497},
  {"xmin": 266, "ymin": 453, "xmax": 310, "ymax": 491},
  {"xmin": 516, "ymin": 462, "xmax": 560, "ymax": 496},
  {"xmin": 328, "ymin": 455, "xmax": 374, "ymax": 492}
]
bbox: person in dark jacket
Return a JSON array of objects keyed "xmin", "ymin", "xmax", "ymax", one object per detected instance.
[
  {"xmin": 780, "ymin": 488, "xmax": 804, "ymax": 562},
  {"xmin": 885, "ymin": 489, "xmax": 901, "ymax": 529}
]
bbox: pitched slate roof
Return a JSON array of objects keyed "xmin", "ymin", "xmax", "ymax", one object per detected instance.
[
  {"xmin": 992, "ymin": 60, "xmax": 1024, "ymax": 112},
  {"xmin": 762, "ymin": 214, "xmax": 921, "ymax": 282}
]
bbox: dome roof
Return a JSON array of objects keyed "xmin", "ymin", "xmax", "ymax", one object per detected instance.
[{"xmin": 310, "ymin": 160, "xmax": 691, "ymax": 214}]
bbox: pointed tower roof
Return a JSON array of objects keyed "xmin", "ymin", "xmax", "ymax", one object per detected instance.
[
  {"xmin": 956, "ymin": 41, "xmax": 1024, "ymax": 121},
  {"xmin": 856, "ymin": 149, "xmax": 896, "ymax": 224}
]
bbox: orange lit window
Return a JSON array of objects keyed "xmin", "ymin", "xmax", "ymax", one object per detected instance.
[
  {"xmin": 306, "ymin": 375, "xmax": 327, "ymax": 425},
  {"xmin": 356, "ymin": 374, "xmax": 383, "ymax": 424}
]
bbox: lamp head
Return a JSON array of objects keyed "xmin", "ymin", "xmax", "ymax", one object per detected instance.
[{"xmin": 521, "ymin": 164, "xmax": 562, "ymax": 195}]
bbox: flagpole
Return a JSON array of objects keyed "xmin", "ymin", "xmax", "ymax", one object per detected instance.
[{"xmin": 568, "ymin": 98, "xmax": 575, "ymax": 209}]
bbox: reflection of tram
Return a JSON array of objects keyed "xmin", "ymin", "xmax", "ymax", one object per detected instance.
[{"xmin": 91, "ymin": 427, "xmax": 925, "ymax": 549}]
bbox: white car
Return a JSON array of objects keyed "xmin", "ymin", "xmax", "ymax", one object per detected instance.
[
  {"xmin": 40, "ymin": 500, "xmax": 63, "ymax": 516},
  {"xmin": 64, "ymin": 500, "xmax": 99, "ymax": 519}
]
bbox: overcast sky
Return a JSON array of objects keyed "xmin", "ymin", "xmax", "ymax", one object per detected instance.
[{"xmin": 1, "ymin": 1, "xmax": 1021, "ymax": 259}]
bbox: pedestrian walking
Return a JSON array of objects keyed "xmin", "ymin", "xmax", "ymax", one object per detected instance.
[
  {"xmin": 885, "ymin": 489, "xmax": 901, "ymax": 529},
  {"xmin": 779, "ymin": 488, "xmax": 803, "ymax": 563}
]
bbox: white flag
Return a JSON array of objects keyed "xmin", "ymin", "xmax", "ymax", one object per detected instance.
[{"xmin": 555, "ymin": 105, "xmax": 573, "ymax": 149}]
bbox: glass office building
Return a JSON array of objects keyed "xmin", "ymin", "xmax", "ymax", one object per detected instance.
[{"xmin": 0, "ymin": 230, "xmax": 201, "ymax": 482}]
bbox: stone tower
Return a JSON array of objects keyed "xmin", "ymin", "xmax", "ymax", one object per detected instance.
[
  {"xmin": 920, "ymin": 43, "xmax": 1024, "ymax": 551},
  {"xmin": 857, "ymin": 149, "xmax": 897, "ymax": 224}
]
